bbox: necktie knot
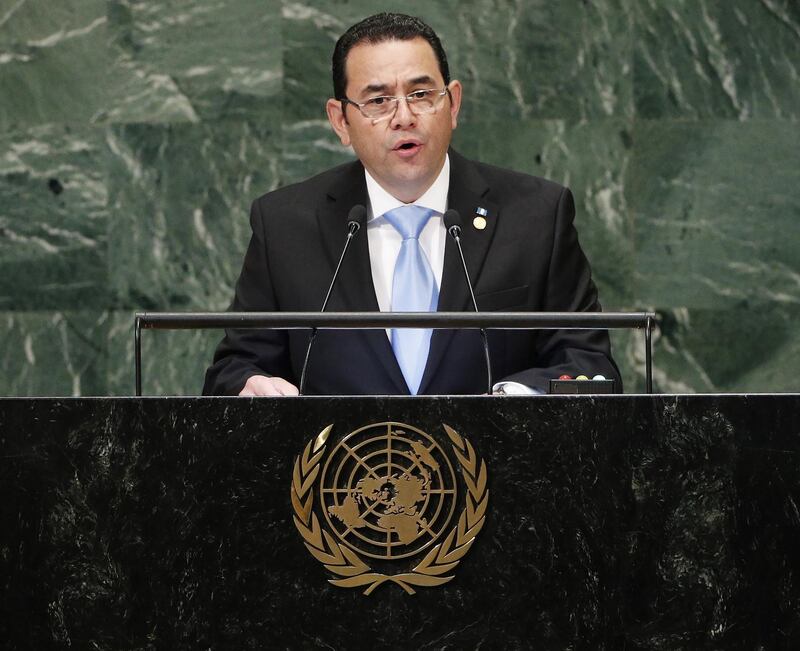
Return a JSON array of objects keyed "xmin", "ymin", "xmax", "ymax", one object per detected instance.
[{"xmin": 383, "ymin": 205, "xmax": 435, "ymax": 240}]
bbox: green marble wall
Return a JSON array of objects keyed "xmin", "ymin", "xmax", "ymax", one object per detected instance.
[{"xmin": 1, "ymin": 0, "xmax": 798, "ymax": 396}]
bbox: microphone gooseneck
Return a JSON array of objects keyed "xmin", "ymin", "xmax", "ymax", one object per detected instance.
[
  {"xmin": 443, "ymin": 209, "xmax": 493, "ymax": 394},
  {"xmin": 299, "ymin": 204, "xmax": 367, "ymax": 395}
]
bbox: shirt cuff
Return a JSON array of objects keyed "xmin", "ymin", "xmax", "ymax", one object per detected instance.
[{"xmin": 492, "ymin": 381, "xmax": 544, "ymax": 396}]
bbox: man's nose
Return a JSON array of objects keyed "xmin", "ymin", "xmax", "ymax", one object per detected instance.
[{"xmin": 390, "ymin": 96, "xmax": 416, "ymax": 128}]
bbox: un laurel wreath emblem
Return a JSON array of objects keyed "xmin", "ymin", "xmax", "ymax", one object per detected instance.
[{"xmin": 290, "ymin": 422, "xmax": 489, "ymax": 595}]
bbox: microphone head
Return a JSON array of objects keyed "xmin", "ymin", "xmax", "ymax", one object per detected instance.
[
  {"xmin": 443, "ymin": 208, "xmax": 462, "ymax": 238},
  {"xmin": 347, "ymin": 204, "xmax": 367, "ymax": 234}
]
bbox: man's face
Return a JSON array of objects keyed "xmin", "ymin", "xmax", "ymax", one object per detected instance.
[{"xmin": 327, "ymin": 38, "xmax": 462, "ymax": 203}]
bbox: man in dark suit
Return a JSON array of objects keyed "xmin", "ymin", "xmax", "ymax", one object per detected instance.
[{"xmin": 203, "ymin": 12, "xmax": 620, "ymax": 397}]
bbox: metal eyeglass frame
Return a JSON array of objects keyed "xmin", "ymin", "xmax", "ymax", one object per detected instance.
[{"xmin": 340, "ymin": 87, "xmax": 451, "ymax": 122}]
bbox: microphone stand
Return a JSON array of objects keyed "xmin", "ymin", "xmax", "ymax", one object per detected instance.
[
  {"xmin": 444, "ymin": 210, "xmax": 493, "ymax": 395},
  {"xmin": 299, "ymin": 206, "xmax": 365, "ymax": 394}
]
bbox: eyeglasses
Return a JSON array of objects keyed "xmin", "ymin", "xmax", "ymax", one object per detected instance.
[{"xmin": 341, "ymin": 87, "xmax": 450, "ymax": 122}]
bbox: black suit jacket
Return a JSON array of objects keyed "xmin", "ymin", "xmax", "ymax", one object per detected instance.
[{"xmin": 203, "ymin": 150, "xmax": 621, "ymax": 395}]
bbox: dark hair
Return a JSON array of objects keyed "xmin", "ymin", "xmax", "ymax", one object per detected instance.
[{"xmin": 332, "ymin": 13, "xmax": 451, "ymax": 99}]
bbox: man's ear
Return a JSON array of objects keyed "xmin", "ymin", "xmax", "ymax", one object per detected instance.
[
  {"xmin": 447, "ymin": 80, "xmax": 463, "ymax": 130},
  {"xmin": 326, "ymin": 98, "xmax": 351, "ymax": 147}
]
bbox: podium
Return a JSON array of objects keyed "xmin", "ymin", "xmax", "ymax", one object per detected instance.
[{"xmin": 2, "ymin": 394, "xmax": 799, "ymax": 648}]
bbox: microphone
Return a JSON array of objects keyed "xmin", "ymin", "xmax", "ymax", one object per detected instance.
[
  {"xmin": 443, "ymin": 209, "xmax": 493, "ymax": 394},
  {"xmin": 299, "ymin": 204, "xmax": 367, "ymax": 395}
]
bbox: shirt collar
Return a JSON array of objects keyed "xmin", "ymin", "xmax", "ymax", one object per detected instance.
[{"xmin": 365, "ymin": 154, "xmax": 450, "ymax": 222}]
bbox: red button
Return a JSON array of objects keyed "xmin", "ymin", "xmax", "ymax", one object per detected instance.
[{"xmin": 558, "ymin": 374, "xmax": 573, "ymax": 380}]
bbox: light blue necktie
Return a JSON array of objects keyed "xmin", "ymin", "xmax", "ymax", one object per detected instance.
[{"xmin": 382, "ymin": 205, "xmax": 439, "ymax": 394}]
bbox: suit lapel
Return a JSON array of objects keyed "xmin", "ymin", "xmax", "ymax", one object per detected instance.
[
  {"xmin": 317, "ymin": 161, "xmax": 409, "ymax": 394},
  {"xmin": 419, "ymin": 150, "xmax": 499, "ymax": 393}
]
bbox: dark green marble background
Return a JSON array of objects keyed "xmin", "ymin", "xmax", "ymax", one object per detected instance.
[{"xmin": 1, "ymin": 0, "xmax": 798, "ymax": 396}]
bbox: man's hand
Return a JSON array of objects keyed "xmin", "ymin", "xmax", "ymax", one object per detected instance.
[{"xmin": 238, "ymin": 375, "xmax": 299, "ymax": 397}]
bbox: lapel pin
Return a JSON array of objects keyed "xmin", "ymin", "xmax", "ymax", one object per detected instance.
[{"xmin": 473, "ymin": 207, "xmax": 488, "ymax": 230}]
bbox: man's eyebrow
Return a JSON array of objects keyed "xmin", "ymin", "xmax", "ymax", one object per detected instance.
[
  {"xmin": 362, "ymin": 83, "xmax": 389, "ymax": 94},
  {"xmin": 359, "ymin": 75, "xmax": 438, "ymax": 95}
]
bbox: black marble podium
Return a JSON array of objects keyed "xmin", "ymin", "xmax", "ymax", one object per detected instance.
[{"xmin": 2, "ymin": 395, "xmax": 799, "ymax": 649}]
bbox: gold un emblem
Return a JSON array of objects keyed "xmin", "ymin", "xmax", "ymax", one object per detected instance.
[{"xmin": 291, "ymin": 421, "xmax": 489, "ymax": 594}]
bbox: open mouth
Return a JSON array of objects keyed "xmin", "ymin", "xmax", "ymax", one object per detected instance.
[{"xmin": 393, "ymin": 140, "xmax": 422, "ymax": 156}]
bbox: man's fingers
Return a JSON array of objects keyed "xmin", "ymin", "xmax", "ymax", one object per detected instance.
[
  {"xmin": 239, "ymin": 375, "xmax": 299, "ymax": 397},
  {"xmin": 274, "ymin": 378, "xmax": 300, "ymax": 396}
]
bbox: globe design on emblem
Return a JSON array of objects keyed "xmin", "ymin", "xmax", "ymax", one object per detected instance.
[{"xmin": 320, "ymin": 422, "xmax": 458, "ymax": 560}]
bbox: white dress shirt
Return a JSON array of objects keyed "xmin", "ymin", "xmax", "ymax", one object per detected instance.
[
  {"xmin": 363, "ymin": 155, "xmax": 538, "ymax": 395},
  {"xmin": 365, "ymin": 155, "xmax": 449, "ymax": 312}
]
